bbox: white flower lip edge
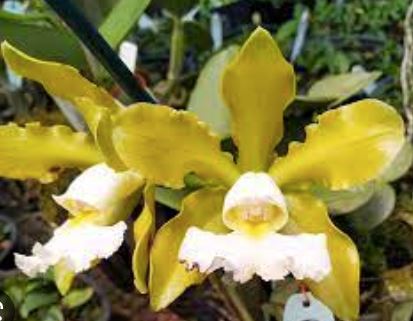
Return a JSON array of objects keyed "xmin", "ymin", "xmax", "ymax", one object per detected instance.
[
  {"xmin": 179, "ymin": 227, "xmax": 332, "ymax": 283},
  {"xmin": 53, "ymin": 163, "xmax": 143, "ymax": 215},
  {"xmin": 223, "ymin": 172, "xmax": 288, "ymax": 225},
  {"xmin": 15, "ymin": 221, "xmax": 127, "ymax": 277}
]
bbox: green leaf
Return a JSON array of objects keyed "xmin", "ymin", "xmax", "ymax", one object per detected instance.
[
  {"xmin": 62, "ymin": 287, "xmax": 94, "ymax": 309},
  {"xmin": 379, "ymin": 141, "xmax": 413, "ymax": 182},
  {"xmin": 0, "ymin": 11, "xmax": 87, "ymax": 68},
  {"xmin": 306, "ymin": 71, "xmax": 381, "ymax": 107},
  {"xmin": 20, "ymin": 291, "xmax": 60, "ymax": 318},
  {"xmin": 43, "ymin": 305, "xmax": 64, "ymax": 321},
  {"xmin": 310, "ymin": 182, "xmax": 375, "ymax": 215},
  {"xmin": 188, "ymin": 46, "xmax": 238, "ymax": 138},
  {"xmin": 99, "ymin": 0, "xmax": 151, "ymax": 48},
  {"xmin": 345, "ymin": 183, "xmax": 396, "ymax": 232}
]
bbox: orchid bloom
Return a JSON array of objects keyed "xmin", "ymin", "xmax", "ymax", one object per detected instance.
[
  {"xmin": 0, "ymin": 43, "xmax": 146, "ymax": 293},
  {"xmin": 102, "ymin": 28, "xmax": 404, "ymax": 321}
]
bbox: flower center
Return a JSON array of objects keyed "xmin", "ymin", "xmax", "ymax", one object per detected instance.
[{"xmin": 223, "ymin": 172, "xmax": 288, "ymax": 236}]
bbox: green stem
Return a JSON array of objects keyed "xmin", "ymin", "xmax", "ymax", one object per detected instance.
[
  {"xmin": 168, "ymin": 15, "xmax": 185, "ymax": 82},
  {"xmin": 209, "ymin": 274, "xmax": 255, "ymax": 321}
]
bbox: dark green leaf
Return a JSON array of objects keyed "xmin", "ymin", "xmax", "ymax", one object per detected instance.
[
  {"xmin": 20, "ymin": 291, "xmax": 59, "ymax": 318},
  {"xmin": 0, "ymin": 11, "xmax": 87, "ymax": 68},
  {"xmin": 183, "ymin": 21, "xmax": 212, "ymax": 52}
]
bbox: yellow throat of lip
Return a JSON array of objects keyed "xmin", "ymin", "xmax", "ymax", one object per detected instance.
[{"xmin": 224, "ymin": 202, "xmax": 288, "ymax": 237}]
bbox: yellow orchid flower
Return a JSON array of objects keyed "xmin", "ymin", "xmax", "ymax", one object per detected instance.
[
  {"xmin": 0, "ymin": 43, "xmax": 146, "ymax": 293},
  {"xmin": 105, "ymin": 27, "xmax": 404, "ymax": 321}
]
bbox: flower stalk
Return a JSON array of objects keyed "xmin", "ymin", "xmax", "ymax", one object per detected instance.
[{"xmin": 209, "ymin": 274, "xmax": 255, "ymax": 321}]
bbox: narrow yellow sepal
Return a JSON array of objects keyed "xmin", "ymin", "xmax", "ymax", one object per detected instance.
[{"xmin": 222, "ymin": 27, "xmax": 295, "ymax": 171}]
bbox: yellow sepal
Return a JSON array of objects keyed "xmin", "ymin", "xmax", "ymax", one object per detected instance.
[
  {"xmin": 285, "ymin": 193, "xmax": 359, "ymax": 321},
  {"xmin": 133, "ymin": 184, "xmax": 155, "ymax": 294},
  {"xmin": 222, "ymin": 27, "xmax": 295, "ymax": 171},
  {"xmin": 149, "ymin": 188, "xmax": 229, "ymax": 310},
  {"xmin": 0, "ymin": 123, "xmax": 102, "ymax": 183}
]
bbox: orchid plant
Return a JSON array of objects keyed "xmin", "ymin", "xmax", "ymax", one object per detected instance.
[{"xmin": 0, "ymin": 26, "xmax": 406, "ymax": 321}]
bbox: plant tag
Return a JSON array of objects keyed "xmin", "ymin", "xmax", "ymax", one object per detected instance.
[{"xmin": 283, "ymin": 292, "xmax": 334, "ymax": 321}]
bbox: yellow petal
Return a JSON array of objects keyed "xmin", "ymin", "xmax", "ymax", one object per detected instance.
[
  {"xmin": 112, "ymin": 103, "xmax": 241, "ymax": 188},
  {"xmin": 0, "ymin": 123, "xmax": 102, "ymax": 183},
  {"xmin": 221, "ymin": 27, "xmax": 295, "ymax": 171},
  {"xmin": 133, "ymin": 184, "xmax": 155, "ymax": 294},
  {"xmin": 269, "ymin": 99, "xmax": 405, "ymax": 190},
  {"xmin": 1, "ymin": 42, "xmax": 119, "ymax": 112},
  {"xmin": 285, "ymin": 193, "xmax": 359, "ymax": 321},
  {"xmin": 149, "ymin": 188, "xmax": 228, "ymax": 310}
]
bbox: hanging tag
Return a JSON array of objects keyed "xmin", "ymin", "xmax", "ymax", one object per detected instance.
[{"xmin": 283, "ymin": 292, "xmax": 334, "ymax": 321}]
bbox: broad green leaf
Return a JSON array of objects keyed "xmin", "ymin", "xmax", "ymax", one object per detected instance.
[
  {"xmin": 149, "ymin": 188, "xmax": 228, "ymax": 310},
  {"xmin": 379, "ymin": 141, "xmax": 413, "ymax": 182},
  {"xmin": 310, "ymin": 182, "xmax": 375, "ymax": 215},
  {"xmin": 307, "ymin": 71, "xmax": 381, "ymax": 107},
  {"xmin": 0, "ymin": 11, "xmax": 87, "ymax": 68},
  {"xmin": 54, "ymin": 261, "xmax": 75, "ymax": 295},
  {"xmin": 1, "ymin": 42, "xmax": 119, "ymax": 114},
  {"xmin": 112, "ymin": 103, "xmax": 240, "ymax": 188},
  {"xmin": 62, "ymin": 287, "xmax": 94, "ymax": 309},
  {"xmin": 188, "ymin": 46, "xmax": 238, "ymax": 138},
  {"xmin": 20, "ymin": 291, "xmax": 59, "ymax": 318},
  {"xmin": 133, "ymin": 185, "xmax": 155, "ymax": 294},
  {"xmin": 285, "ymin": 193, "xmax": 360, "ymax": 321},
  {"xmin": 270, "ymin": 99, "xmax": 405, "ymax": 191},
  {"xmin": 222, "ymin": 27, "xmax": 295, "ymax": 171},
  {"xmin": 0, "ymin": 123, "xmax": 102, "ymax": 183},
  {"xmin": 345, "ymin": 184, "xmax": 395, "ymax": 232},
  {"xmin": 99, "ymin": 0, "xmax": 151, "ymax": 48}
]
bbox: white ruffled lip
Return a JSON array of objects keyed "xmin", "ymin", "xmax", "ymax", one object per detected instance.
[
  {"xmin": 178, "ymin": 227, "xmax": 331, "ymax": 283},
  {"xmin": 15, "ymin": 221, "xmax": 127, "ymax": 277},
  {"xmin": 53, "ymin": 163, "xmax": 143, "ymax": 215}
]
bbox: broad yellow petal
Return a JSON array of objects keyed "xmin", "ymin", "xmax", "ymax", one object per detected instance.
[
  {"xmin": 133, "ymin": 184, "xmax": 155, "ymax": 294},
  {"xmin": 149, "ymin": 188, "xmax": 229, "ymax": 310},
  {"xmin": 1, "ymin": 41, "xmax": 120, "ymax": 124},
  {"xmin": 285, "ymin": 193, "xmax": 359, "ymax": 321},
  {"xmin": 221, "ymin": 27, "xmax": 295, "ymax": 171},
  {"xmin": 112, "ymin": 104, "xmax": 241, "ymax": 188},
  {"xmin": 270, "ymin": 99, "xmax": 404, "ymax": 190},
  {"xmin": 0, "ymin": 123, "xmax": 102, "ymax": 183}
]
